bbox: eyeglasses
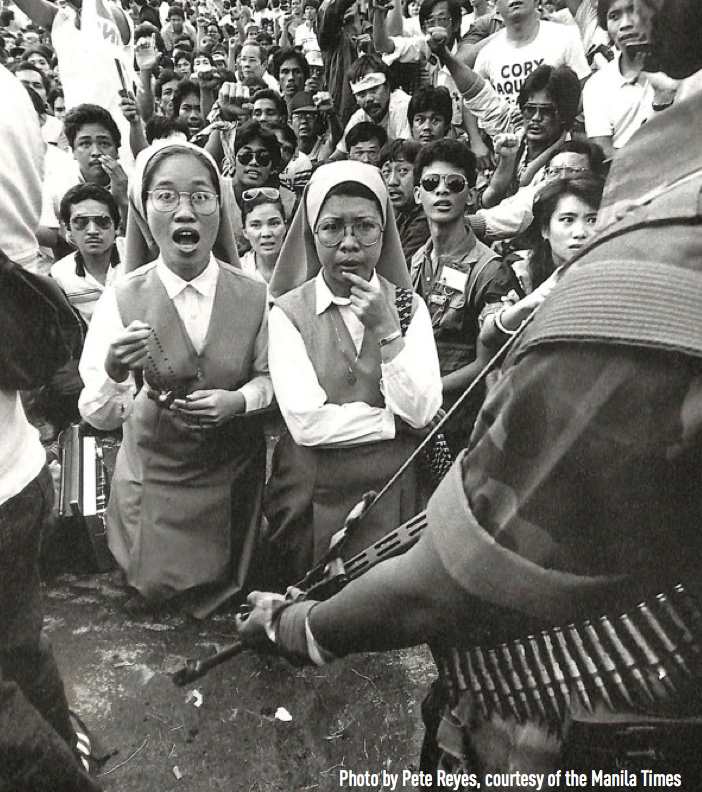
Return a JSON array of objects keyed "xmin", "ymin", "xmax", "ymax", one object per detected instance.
[
  {"xmin": 242, "ymin": 187, "xmax": 281, "ymax": 201},
  {"xmin": 70, "ymin": 215, "xmax": 114, "ymax": 230},
  {"xmin": 236, "ymin": 149, "xmax": 272, "ymax": 167},
  {"xmin": 314, "ymin": 218, "xmax": 384, "ymax": 247},
  {"xmin": 522, "ymin": 103, "xmax": 559, "ymax": 120},
  {"xmin": 425, "ymin": 13, "xmax": 451, "ymax": 26},
  {"xmin": 147, "ymin": 189, "xmax": 219, "ymax": 215},
  {"xmin": 544, "ymin": 165, "xmax": 590, "ymax": 180},
  {"xmin": 419, "ymin": 173, "xmax": 467, "ymax": 193}
]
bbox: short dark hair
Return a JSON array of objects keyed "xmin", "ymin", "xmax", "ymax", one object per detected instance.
[
  {"xmin": 13, "ymin": 59, "xmax": 49, "ymax": 91},
  {"xmin": 596, "ymin": 0, "xmax": 616, "ymax": 30},
  {"xmin": 550, "ymin": 138, "xmax": 609, "ymax": 179},
  {"xmin": 413, "ymin": 138, "xmax": 477, "ymax": 187},
  {"xmin": 378, "ymin": 138, "xmax": 422, "ymax": 169},
  {"xmin": 234, "ymin": 119, "xmax": 282, "ymax": 169},
  {"xmin": 47, "ymin": 86, "xmax": 64, "ymax": 111},
  {"xmin": 174, "ymin": 49, "xmax": 193, "ymax": 64},
  {"xmin": 241, "ymin": 188, "xmax": 286, "ymax": 222},
  {"xmin": 346, "ymin": 121, "xmax": 388, "ymax": 149},
  {"xmin": 251, "ymin": 88, "xmax": 288, "ymax": 121},
  {"xmin": 347, "ymin": 53, "xmax": 389, "ymax": 86},
  {"xmin": 144, "ymin": 115, "xmax": 190, "ymax": 143},
  {"xmin": 271, "ymin": 47, "xmax": 309, "ymax": 82},
  {"xmin": 267, "ymin": 120, "xmax": 297, "ymax": 149},
  {"xmin": 154, "ymin": 69, "xmax": 179, "ymax": 99},
  {"xmin": 518, "ymin": 64, "xmax": 581, "ymax": 129},
  {"xmin": 59, "ymin": 183, "xmax": 121, "ymax": 229},
  {"xmin": 169, "ymin": 4, "xmax": 185, "ymax": 18},
  {"xmin": 172, "ymin": 79, "xmax": 200, "ymax": 116},
  {"xmin": 407, "ymin": 85, "xmax": 452, "ymax": 128},
  {"xmin": 64, "ymin": 103, "xmax": 122, "ymax": 150},
  {"xmin": 418, "ymin": 0, "xmax": 462, "ymax": 31}
]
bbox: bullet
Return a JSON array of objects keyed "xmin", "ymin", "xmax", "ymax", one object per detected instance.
[
  {"xmin": 514, "ymin": 639, "xmax": 547, "ymax": 719},
  {"xmin": 599, "ymin": 616, "xmax": 655, "ymax": 702},
  {"xmin": 554, "ymin": 628, "xmax": 593, "ymax": 713},
  {"xmin": 568, "ymin": 624, "xmax": 614, "ymax": 710},
  {"xmin": 584, "ymin": 620, "xmax": 634, "ymax": 708}
]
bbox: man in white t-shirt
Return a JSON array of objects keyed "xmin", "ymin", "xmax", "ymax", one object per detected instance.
[
  {"xmin": 474, "ymin": 0, "xmax": 589, "ymax": 103},
  {"xmin": 582, "ymin": 0, "xmax": 655, "ymax": 158}
]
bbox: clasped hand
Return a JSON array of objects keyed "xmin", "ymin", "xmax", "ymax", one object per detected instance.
[{"xmin": 171, "ymin": 389, "xmax": 246, "ymax": 426}]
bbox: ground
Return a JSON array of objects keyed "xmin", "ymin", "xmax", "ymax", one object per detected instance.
[{"xmin": 43, "ymin": 570, "xmax": 436, "ymax": 792}]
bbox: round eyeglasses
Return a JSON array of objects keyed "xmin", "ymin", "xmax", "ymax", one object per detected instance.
[
  {"xmin": 314, "ymin": 218, "xmax": 384, "ymax": 247},
  {"xmin": 147, "ymin": 189, "xmax": 219, "ymax": 215}
]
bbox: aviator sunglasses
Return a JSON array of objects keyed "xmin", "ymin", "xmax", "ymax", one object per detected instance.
[
  {"xmin": 236, "ymin": 149, "xmax": 273, "ymax": 167},
  {"xmin": 70, "ymin": 215, "xmax": 114, "ymax": 230},
  {"xmin": 419, "ymin": 173, "xmax": 468, "ymax": 193}
]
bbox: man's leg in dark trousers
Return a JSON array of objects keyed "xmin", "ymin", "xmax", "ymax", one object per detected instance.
[{"xmin": 0, "ymin": 466, "xmax": 102, "ymax": 792}]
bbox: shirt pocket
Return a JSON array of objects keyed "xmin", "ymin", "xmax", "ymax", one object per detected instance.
[{"xmin": 430, "ymin": 285, "xmax": 466, "ymax": 333}]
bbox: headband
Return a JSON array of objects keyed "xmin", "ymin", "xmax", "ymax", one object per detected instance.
[{"xmin": 350, "ymin": 72, "xmax": 386, "ymax": 95}]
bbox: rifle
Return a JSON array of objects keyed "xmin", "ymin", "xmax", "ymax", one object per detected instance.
[
  {"xmin": 172, "ymin": 509, "xmax": 428, "ymax": 685},
  {"xmin": 172, "ymin": 313, "xmax": 534, "ymax": 686}
]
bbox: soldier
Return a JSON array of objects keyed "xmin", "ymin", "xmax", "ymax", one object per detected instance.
[{"xmin": 238, "ymin": 0, "xmax": 702, "ymax": 782}]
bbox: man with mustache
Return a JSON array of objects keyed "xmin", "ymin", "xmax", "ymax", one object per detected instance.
[
  {"xmin": 333, "ymin": 54, "xmax": 411, "ymax": 159},
  {"xmin": 40, "ymin": 103, "xmax": 128, "ymax": 258},
  {"xmin": 239, "ymin": 0, "xmax": 702, "ymax": 783}
]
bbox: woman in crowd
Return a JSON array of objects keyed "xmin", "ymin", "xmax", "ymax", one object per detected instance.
[
  {"xmin": 228, "ymin": 120, "xmax": 297, "ymax": 254},
  {"xmin": 480, "ymin": 175, "xmax": 605, "ymax": 351},
  {"xmin": 482, "ymin": 65, "xmax": 582, "ymax": 208},
  {"xmin": 264, "ymin": 161, "xmax": 443, "ymax": 583},
  {"xmin": 240, "ymin": 187, "xmax": 288, "ymax": 286},
  {"xmin": 79, "ymin": 141, "xmax": 274, "ymax": 617}
]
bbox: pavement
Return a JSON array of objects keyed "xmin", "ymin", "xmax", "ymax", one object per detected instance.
[{"xmin": 43, "ymin": 569, "xmax": 436, "ymax": 792}]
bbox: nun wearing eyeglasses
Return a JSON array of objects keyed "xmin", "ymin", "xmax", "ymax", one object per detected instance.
[
  {"xmin": 264, "ymin": 161, "xmax": 443, "ymax": 583},
  {"xmin": 78, "ymin": 140, "xmax": 274, "ymax": 617}
]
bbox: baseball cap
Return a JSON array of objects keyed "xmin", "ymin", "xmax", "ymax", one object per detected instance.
[{"xmin": 290, "ymin": 91, "xmax": 317, "ymax": 114}]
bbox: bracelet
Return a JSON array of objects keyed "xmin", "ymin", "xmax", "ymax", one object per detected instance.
[
  {"xmin": 494, "ymin": 308, "xmax": 518, "ymax": 336},
  {"xmin": 379, "ymin": 329, "xmax": 402, "ymax": 347}
]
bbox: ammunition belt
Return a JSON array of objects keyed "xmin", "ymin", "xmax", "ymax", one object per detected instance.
[{"xmin": 434, "ymin": 584, "xmax": 702, "ymax": 723}]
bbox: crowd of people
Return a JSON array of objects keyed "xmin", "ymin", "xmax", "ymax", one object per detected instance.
[{"xmin": 2, "ymin": 0, "xmax": 702, "ymax": 787}]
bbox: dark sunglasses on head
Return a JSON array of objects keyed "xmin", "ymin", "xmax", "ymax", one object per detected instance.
[
  {"xmin": 237, "ymin": 149, "xmax": 272, "ymax": 167},
  {"xmin": 522, "ymin": 103, "xmax": 559, "ymax": 120},
  {"xmin": 70, "ymin": 215, "xmax": 114, "ymax": 230},
  {"xmin": 242, "ymin": 187, "xmax": 281, "ymax": 201},
  {"xmin": 419, "ymin": 173, "xmax": 467, "ymax": 194}
]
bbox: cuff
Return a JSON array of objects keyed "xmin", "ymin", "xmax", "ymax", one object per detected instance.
[{"xmin": 275, "ymin": 601, "xmax": 321, "ymax": 663}]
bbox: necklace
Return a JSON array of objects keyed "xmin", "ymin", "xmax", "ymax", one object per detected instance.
[{"xmin": 329, "ymin": 307, "xmax": 361, "ymax": 386}]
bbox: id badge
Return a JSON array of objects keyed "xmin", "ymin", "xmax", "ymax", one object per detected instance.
[{"xmin": 438, "ymin": 266, "xmax": 468, "ymax": 293}]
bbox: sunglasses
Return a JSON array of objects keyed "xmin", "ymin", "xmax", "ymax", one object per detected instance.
[
  {"xmin": 242, "ymin": 187, "xmax": 281, "ymax": 201},
  {"xmin": 522, "ymin": 103, "xmax": 559, "ymax": 120},
  {"xmin": 70, "ymin": 215, "xmax": 114, "ymax": 230},
  {"xmin": 419, "ymin": 173, "xmax": 467, "ymax": 193},
  {"xmin": 237, "ymin": 149, "xmax": 272, "ymax": 167}
]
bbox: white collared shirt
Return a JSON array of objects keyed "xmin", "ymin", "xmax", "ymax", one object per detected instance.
[
  {"xmin": 582, "ymin": 50, "xmax": 655, "ymax": 149},
  {"xmin": 268, "ymin": 272, "xmax": 442, "ymax": 447},
  {"xmin": 155, "ymin": 256, "xmax": 219, "ymax": 355},
  {"xmin": 79, "ymin": 256, "xmax": 273, "ymax": 430}
]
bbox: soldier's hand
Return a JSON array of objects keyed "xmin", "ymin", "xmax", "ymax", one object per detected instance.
[{"xmin": 236, "ymin": 590, "xmax": 288, "ymax": 646}]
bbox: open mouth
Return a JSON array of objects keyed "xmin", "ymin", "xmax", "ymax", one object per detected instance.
[
  {"xmin": 172, "ymin": 228, "xmax": 201, "ymax": 252},
  {"xmin": 434, "ymin": 200, "xmax": 452, "ymax": 209}
]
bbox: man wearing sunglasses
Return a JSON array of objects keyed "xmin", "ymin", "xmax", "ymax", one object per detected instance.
[
  {"xmin": 410, "ymin": 139, "xmax": 521, "ymax": 454},
  {"xmin": 52, "ymin": 184, "xmax": 123, "ymax": 325}
]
